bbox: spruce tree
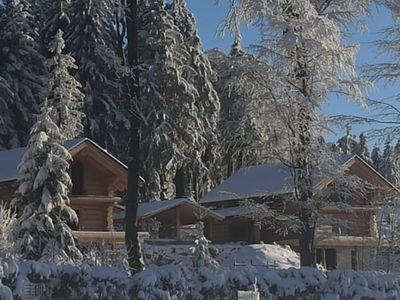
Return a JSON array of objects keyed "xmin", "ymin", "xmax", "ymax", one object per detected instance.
[
  {"xmin": 139, "ymin": 0, "xmax": 216, "ymax": 200},
  {"xmin": 0, "ymin": 0, "xmax": 46, "ymax": 149},
  {"xmin": 371, "ymin": 144, "xmax": 383, "ymax": 173},
  {"xmin": 354, "ymin": 133, "xmax": 371, "ymax": 163},
  {"xmin": 65, "ymin": 0, "xmax": 128, "ymax": 152},
  {"xmin": 46, "ymin": 29, "xmax": 84, "ymax": 139},
  {"xmin": 11, "ymin": 102, "xmax": 81, "ymax": 262},
  {"xmin": 381, "ymin": 138, "xmax": 399, "ymax": 185},
  {"xmin": 169, "ymin": 0, "xmax": 220, "ymax": 198},
  {"xmin": 41, "ymin": 0, "xmax": 70, "ymax": 55},
  {"xmin": 336, "ymin": 126, "xmax": 357, "ymax": 155}
]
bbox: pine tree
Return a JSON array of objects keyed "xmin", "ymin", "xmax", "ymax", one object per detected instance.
[
  {"xmin": 139, "ymin": 0, "xmax": 217, "ymax": 200},
  {"xmin": 11, "ymin": 102, "xmax": 81, "ymax": 262},
  {"xmin": 46, "ymin": 29, "xmax": 84, "ymax": 139},
  {"xmin": 65, "ymin": 0, "xmax": 128, "ymax": 152},
  {"xmin": 0, "ymin": 0, "xmax": 46, "ymax": 149}
]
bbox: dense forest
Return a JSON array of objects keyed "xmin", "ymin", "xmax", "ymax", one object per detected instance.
[{"xmin": 2, "ymin": 0, "xmax": 400, "ymax": 270}]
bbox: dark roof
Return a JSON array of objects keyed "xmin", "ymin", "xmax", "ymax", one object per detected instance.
[
  {"xmin": 0, "ymin": 138, "xmax": 126, "ymax": 183},
  {"xmin": 199, "ymin": 154, "xmax": 396, "ymax": 204}
]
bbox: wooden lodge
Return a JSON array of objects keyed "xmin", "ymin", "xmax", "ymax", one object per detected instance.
[
  {"xmin": 2, "ymin": 138, "xmax": 400, "ymax": 271},
  {"xmin": 0, "ymin": 138, "xmax": 147, "ymax": 245},
  {"xmin": 199, "ymin": 155, "xmax": 400, "ymax": 270}
]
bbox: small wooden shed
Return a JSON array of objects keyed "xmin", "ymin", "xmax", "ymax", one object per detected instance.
[{"xmin": 116, "ymin": 198, "xmax": 224, "ymax": 241}]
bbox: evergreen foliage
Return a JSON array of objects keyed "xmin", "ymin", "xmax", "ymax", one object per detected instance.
[
  {"xmin": 46, "ymin": 29, "xmax": 84, "ymax": 139},
  {"xmin": 64, "ymin": 0, "xmax": 128, "ymax": 152},
  {"xmin": 337, "ymin": 126, "xmax": 357, "ymax": 155},
  {"xmin": 41, "ymin": 0, "xmax": 70, "ymax": 54},
  {"xmin": 139, "ymin": 0, "xmax": 219, "ymax": 200},
  {"xmin": 11, "ymin": 103, "xmax": 81, "ymax": 263},
  {"xmin": 371, "ymin": 144, "xmax": 383, "ymax": 173},
  {"xmin": 170, "ymin": 0, "xmax": 221, "ymax": 198},
  {"xmin": 354, "ymin": 133, "xmax": 372, "ymax": 163},
  {"xmin": 381, "ymin": 138, "xmax": 400, "ymax": 186},
  {"xmin": 0, "ymin": 0, "xmax": 46, "ymax": 149},
  {"xmin": 191, "ymin": 222, "xmax": 219, "ymax": 271}
]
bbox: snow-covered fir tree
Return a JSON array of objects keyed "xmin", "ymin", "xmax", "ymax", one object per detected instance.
[
  {"xmin": 371, "ymin": 144, "xmax": 383, "ymax": 173},
  {"xmin": 64, "ymin": 0, "xmax": 128, "ymax": 153},
  {"xmin": 169, "ymin": 0, "xmax": 220, "ymax": 198},
  {"xmin": 225, "ymin": 0, "xmax": 369, "ymax": 266},
  {"xmin": 139, "ymin": 0, "xmax": 218, "ymax": 200},
  {"xmin": 41, "ymin": 0, "xmax": 70, "ymax": 54},
  {"xmin": 46, "ymin": 29, "xmax": 84, "ymax": 139},
  {"xmin": 337, "ymin": 125, "xmax": 358, "ymax": 155},
  {"xmin": 11, "ymin": 102, "xmax": 81, "ymax": 263},
  {"xmin": 192, "ymin": 221, "xmax": 219, "ymax": 271},
  {"xmin": 354, "ymin": 133, "xmax": 372, "ymax": 163},
  {"xmin": 0, "ymin": 0, "xmax": 46, "ymax": 149},
  {"xmin": 381, "ymin": 138, "xmax": 400, "ymax": 186}
]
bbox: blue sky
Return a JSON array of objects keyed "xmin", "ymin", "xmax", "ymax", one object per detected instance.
[{"xmin": 187, "ymin": 1, "xmax": 400, "ymax": 144}]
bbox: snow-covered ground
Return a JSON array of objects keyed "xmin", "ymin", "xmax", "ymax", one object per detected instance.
[{"xmin": 143, "ymin": 242, "xmax": 299, "ymax": 269}]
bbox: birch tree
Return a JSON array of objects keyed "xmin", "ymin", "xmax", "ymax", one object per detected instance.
[
  {"xmin": 208, "ymin": 45, "xmax": 282, "ymax": 180},
  {"xmin": 221, "ymin": 0, "xmax": 369, "ymax": 266}
]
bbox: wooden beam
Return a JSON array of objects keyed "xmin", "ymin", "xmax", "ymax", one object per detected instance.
[{"xmin": 72, "ymin": 231, "xmax": 149, "ymax": 245}]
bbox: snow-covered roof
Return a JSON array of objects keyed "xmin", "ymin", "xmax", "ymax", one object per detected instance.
[
  {"xmin": 0, "ymin": 138, "xmax": 127, "ymax": 183},
  {"xmin": 213, "ymin": 206, "xmax": 253, "ymax": 217},
  {"xmin": 136, "ymin": 198, "xmax": 224, "ymax": 220},
  {"xmin": 114, "ymin": 199, "xmax": 225, "ymax": 221},
  {"xmin": 200, "ymin": 154, "xmax": 393, "ymax": 204},
  {"xmin": 200, "ymin": 163, "xmax": 295, "ymax": 204}
]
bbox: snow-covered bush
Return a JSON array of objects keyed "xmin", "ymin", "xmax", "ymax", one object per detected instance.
[
  {"xmin": 1, "ymin": 258, "xmax": 400, "ymax": 299},
  {"xmin": 191, "ymin": 222, "xmax": 219, "ymax": 271},
  {"xmin": 81, "ymin": 244, "xmax": 128, "ymax": 270},
  {"xmin": 0, "ymin": 205, "xmax": 17, "ymax": 258}
]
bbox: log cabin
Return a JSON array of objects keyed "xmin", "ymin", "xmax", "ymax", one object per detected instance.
[
  {"xmin": 0, "ymin": 138, "xmax": 148, "ymax": 245},
  {"xmin": 200, "ymin": 155, "xmax": 400, "ymax": 270}
]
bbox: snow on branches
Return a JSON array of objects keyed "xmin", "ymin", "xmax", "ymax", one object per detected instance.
[{"xmin": 11, "ymin": 103, "xmax": 81, "ymax": 263}]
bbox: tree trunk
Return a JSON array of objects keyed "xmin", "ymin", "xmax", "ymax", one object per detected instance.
[
  {"xmin": 125, "ymin": 0, "xmax": 143, "ymax": 274},
  {"xmin": 299, "ymin": 204, "xmax": 316, "ymax": 266},
  {"xmin": 295, "ymin": 107, "xmax": 316, "ymax": 267},
  {"xmin": 174, "ymin": 167, "xmax": 186, "ymax": 198}
]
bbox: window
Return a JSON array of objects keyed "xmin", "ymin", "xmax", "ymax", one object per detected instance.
[
  {"xmin": 71, "ymin": 161, "xmax": 84, "ymax": 195},
  {"xmin": 351, "ymin": 250, "xmax": 357, "ymax": 270},
  {"xmin": 325, "ymin": 249, "xmax": 337, "ymax": 270}
]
